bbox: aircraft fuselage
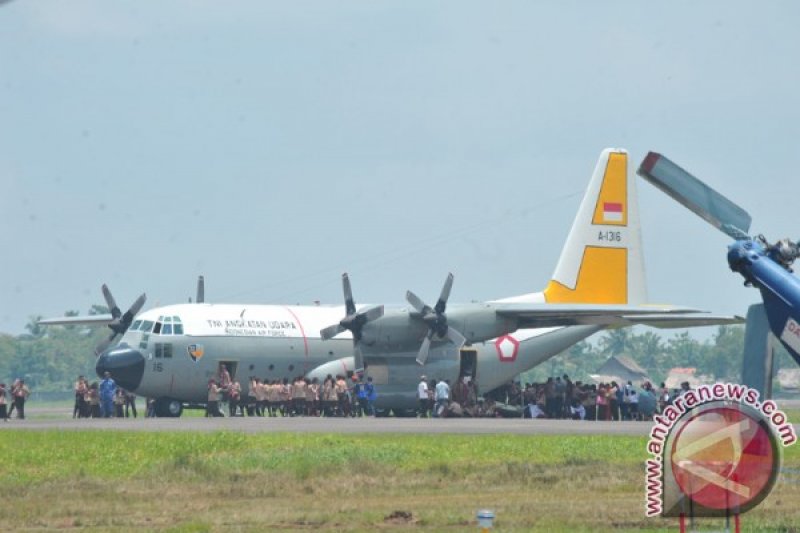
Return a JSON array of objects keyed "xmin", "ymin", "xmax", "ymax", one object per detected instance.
[{"xmin": 96, "ymin": 302, "xmax": 599, "ymax": 412}]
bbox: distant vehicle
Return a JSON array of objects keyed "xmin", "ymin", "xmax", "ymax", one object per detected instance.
[
  {"xmin": 638, "ymin": 151, "xmax": 800, "ymax": 371},
  {"xmin": 41, "ymin": 149, "xmax": 738, "ymax": 416}
]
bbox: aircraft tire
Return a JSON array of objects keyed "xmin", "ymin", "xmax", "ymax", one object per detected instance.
[{"xmin": 155, "ymin": 398, "xmax": 184, "ymax": 418}]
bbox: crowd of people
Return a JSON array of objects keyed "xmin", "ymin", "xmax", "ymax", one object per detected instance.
[
  {"xmin": 412, "ymin": 374, "xmax": 698, "ymax": 421},
  {"xmin": 205, "ymin": 364, "xmax": 378, "ymax": 418},
  {"xmin": 72, "ymin": 373, "xmax": 138, "ymax": 418},
  {"xmin": 416, "ymin": 375, "xmax": 490, "ymax": 418},
  {"xmin": 5, "ymin": 364, "xmax": 695, "ymax": 422},
  {"xmin": 492, "ymin": 374, "xmax": 693, "ymax": 421}
]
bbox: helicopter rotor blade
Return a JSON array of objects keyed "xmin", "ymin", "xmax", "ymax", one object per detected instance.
[{"xmin": 637, "ymin": 151, "xmax": 752, "ymax": 240}]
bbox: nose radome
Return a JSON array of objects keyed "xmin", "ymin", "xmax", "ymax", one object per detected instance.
[{"xmin": 96, "ymin": 344, "xmax": 145, "ymax": 392}]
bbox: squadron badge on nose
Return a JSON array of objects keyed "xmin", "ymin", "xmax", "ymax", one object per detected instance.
[{"xmin": 188, "ymin": 344, "xmax": 204, "ymax": 362}]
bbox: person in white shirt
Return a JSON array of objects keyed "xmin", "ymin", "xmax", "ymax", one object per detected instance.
[
  {"xmin": 417, "ymin": 376, "xmax": 429, "ymax": 418},
  {"xmin": 628, "ymin": 388, "xmax": 640, "ymax": 421},
  {"xmin": 569, "ymin": 399, "xmax": 586, "ymax": 420}
]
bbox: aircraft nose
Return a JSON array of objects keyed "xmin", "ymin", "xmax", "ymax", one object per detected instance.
[{"xmin": 96, "ymin": 344, "xmax": 145, "ymax": 391}]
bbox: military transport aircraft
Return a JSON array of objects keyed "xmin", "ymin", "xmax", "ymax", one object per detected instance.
[{"xmin": 41, "ymin": 148, "xmax": 740, "ymax": 416}]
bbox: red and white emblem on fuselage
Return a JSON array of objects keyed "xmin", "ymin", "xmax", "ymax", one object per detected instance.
[{"xmin": 495, "ymin": 335, "xmax": 520, "ymax": 362}]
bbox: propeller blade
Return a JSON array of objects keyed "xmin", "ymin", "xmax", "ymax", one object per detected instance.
[
  {"xmin": 95, "ymin": 333, "xmax": 118, "ymax": 356},
  {"xmin": 446, "ymin": 326, "xmax": 466, "ymax": 347},
  {"xmin": 342, "ymin": 273, "xmax": 356, "ymax": 316},
  {"xmin": 637, "ymin": 152, "xmax": 752, "ymax": 240},
  {"xmin": 416, "ymin": 334, "xmax": 433, "ymax": 366},
  {"xmin": 362, "ymin": 305, "xmax": 384, "ymax": 322},
  {"xmin": 406, "ymin": 290, "xmax": 429, "ymax": 314},
  {"xmin": 353, "ymin": 344, "xmax": 365, "ymax": 373},
  {"xmin": 128, "ymin": 293, "xmax": 147, "ymax": 318},
  {"xmin": 119, "ymin": 293, "xmax": 146, "ymax": 330},
  {"xmin": 196, "ymin": 275, "xmax": 205, "ymax": 303},
  {"xmin": 102, "ymin": 284, "xmax": 121, "ymax": 319},
  {"xmin": 320, "ymin": 323, "xmax": 345, "ymax": 340},
  {"xmin": 435, "ymin": 273, "xmax": 454, "ymax": 314}
]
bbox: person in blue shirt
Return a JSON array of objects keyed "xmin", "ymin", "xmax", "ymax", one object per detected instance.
[
  {"xmin": 434, "ymin": 379, "xmax": 450, "ymax": 418},
  {"xmin": 354, "ymin": 378, "xmax": 368, "ymax": 417},
  {"xmin": 364, "ymin": 377, "xmax": 377, "ymax": 416},
  {"xmin": 99, "ymin": 371, "xmax": 117, "ymax": 418}
]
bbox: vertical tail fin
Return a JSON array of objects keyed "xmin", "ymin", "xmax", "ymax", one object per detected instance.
[{"xmin": 543, "ymin": 148, "xmax": 647, "ymax": 305}]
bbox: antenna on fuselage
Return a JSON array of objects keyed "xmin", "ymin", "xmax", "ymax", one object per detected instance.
[{"xmin": 196, "ymin": 275, "xmax": 205, "ymax": 303}]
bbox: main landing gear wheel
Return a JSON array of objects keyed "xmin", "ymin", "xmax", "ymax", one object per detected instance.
[{"xmin": 154, "ymin": 398, "xmax": 183, "ymax": 418}]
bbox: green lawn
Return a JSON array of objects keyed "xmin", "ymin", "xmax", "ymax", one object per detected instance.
[{"xmin": 1, "ymin": 431, "xmax": 799, "ymax": 531}]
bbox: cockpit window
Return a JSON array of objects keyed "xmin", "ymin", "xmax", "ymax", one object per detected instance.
[
  {"xmin": 130, "ymin": 320, "xmax": 142, "ymax": 331},
  {"xmin": 141, "ymin": 320, "xmax": 154, "ymax": 333},
  {"xmin": 147, "ymin": 316, "xmax": 182, "ymax": 335}
]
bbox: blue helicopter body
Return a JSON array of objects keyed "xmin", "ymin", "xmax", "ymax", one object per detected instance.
[{"xmin": 728, "ymin": 239, "xmax": 800, "ymax": 366}]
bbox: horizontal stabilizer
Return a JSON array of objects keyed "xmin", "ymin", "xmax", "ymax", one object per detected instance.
[
  {"xmin": 637, "ymin": 152, "xmax": 752, "ymax": 240},
  {"xmin": 38, "ymin": 314, "xmax": 114, "ymax": 326},
  {"xmin": 494, "ymin": 303, "xmax": 706, "ymax": 329}
]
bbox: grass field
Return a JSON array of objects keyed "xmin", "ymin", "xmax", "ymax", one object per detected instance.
[{"xmin": 1, "ymin": 431, "xmax": 799, "ymax": 532}]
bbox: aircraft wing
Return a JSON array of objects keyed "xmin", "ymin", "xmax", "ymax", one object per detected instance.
[
  {"xmin": 38, "ymin": 314, "xmax": 114, "ymax": 326},
  {"xmin": 617, "ymin": 313, "xmax": 744, "ymax": 328},
  {"xmin": 493, "ymin": 303, "xmax": 721, "ymax": 329}
]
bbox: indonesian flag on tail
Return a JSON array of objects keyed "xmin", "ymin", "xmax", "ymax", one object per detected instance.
[{"xmin": 603, "ymin": 202, "xmax": 623, "ymax": 222}]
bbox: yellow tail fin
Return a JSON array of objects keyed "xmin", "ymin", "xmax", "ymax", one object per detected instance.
[{"xmin": 544, "ymin": 149, "xmax": 646, "ymax": 305}]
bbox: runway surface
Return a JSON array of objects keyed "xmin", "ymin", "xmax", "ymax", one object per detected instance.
[
  {"xmin": 5, "ymin": 404, "xmax": 799, "ymax": 435},
  {"xmin": 1, "ymin": 415, "xmax": 657, "ymax": 435}
]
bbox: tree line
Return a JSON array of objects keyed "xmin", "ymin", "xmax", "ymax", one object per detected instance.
[
  {"xmin": 0, "ymin": 308, "xmax": 110, "ymax": 392},
  {"xmin": 522, "ymin": 325, "xmax": 794, "ymax": 388}
]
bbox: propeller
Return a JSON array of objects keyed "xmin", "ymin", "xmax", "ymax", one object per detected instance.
[
  {"xmin": 95, "ymin": 284, "xmax": 147, "ymax": 355},
  {"xmin": 405, "ymin": 273, "xmax": 466, "ymax": 365},
  {"xmin": 320, "ymin": 273, "xmax": 384, "ymax": 371},
  {"xmin": 637, "ymin": 151, "xmax": 800, "ymax": 271}
]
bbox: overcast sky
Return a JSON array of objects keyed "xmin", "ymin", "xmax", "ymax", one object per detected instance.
[{"xmin": 1, "ymin": 2, "xmax": 799, "ymax": 336}]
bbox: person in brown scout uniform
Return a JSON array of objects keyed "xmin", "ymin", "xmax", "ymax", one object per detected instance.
[
  {"xmin": 12, "ymin": 379, "xmax": 30, "ymax": 420},
  {"xmin": 88, "ymin": 383, "xmax": 101, "ymax": 418},
  {"xmin": 322, "ymin": 375, "xmax": 336, "ymax": 417},
  {"xmin": 279, "ymin": 378, "xmax": 291, "ymax": 416},
  {"xmin": 206, "ymin": 379, "xmax": 223, "ymax": 417},
  {"xmin": 334, "ymin": 375, "xmax": 348, "ymax": 417},
  {"xmin": 114, "ymin": 387, "xmax": 126, "ymax": 418},
  {"xmin": 7, "ymin": 379, "xmax": 21, "ymax": 419},
  {"xmin": 246, "ymin": 378, "xmax": 258, "ymax": 416},
  {"xmin": 307, "ymin": 378, "xmax": 320, "ymax": 417},
  {"xmin": 73, "ymin": 375, "xmax": 87, "ymax": 418},
  {"xmin": 291, "ymin": 376, "xmax": 307, "ymax": 416},
  {"xmin": 215, "ymin": 363, "xmax": 231, "ymax": 412},
  {"xmin": 229, "ymin": 380, "xmax": 242, "ymax": 417},
  {"xmin": 255, "ymin": 379, "xmax": 267, "ymax": 416}
]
